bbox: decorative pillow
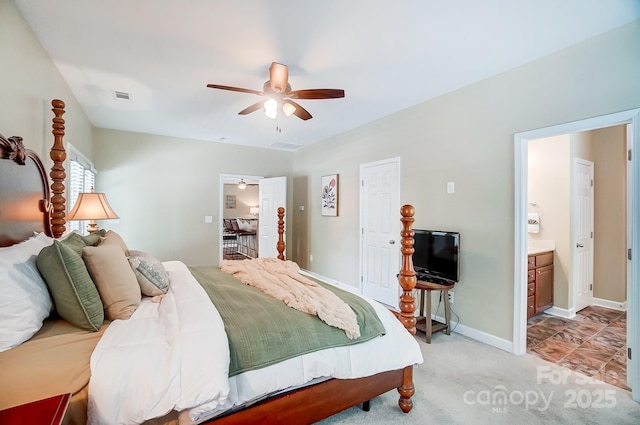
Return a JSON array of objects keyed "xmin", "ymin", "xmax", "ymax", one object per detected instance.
[
  {"xmin": 61, "ymin": 231, "xmax": 102, "ymax": 255},
  {"xmin": 236, "ymin": 218, "xmax": 256, "ymax": 232},
  {"xmin": 100, "ymin": 230, "xmax": 129, "ymax": 255},
  {"xmin": 0, "ymin": 238, "xmax": 53, "ymax": 352},
  {"xmin": 36, "ymin": 240, "xmax": 104, "ymax": 331},
  {"xmin": 83, "ymin": 244, "xmax": 141, "ymax": 320},
  {"xmin": 127, "ymin": 250, "xmax": 170, "ymax": 297}
]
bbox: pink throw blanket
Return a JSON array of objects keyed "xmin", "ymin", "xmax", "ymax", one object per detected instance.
[{"xmin": 220, "ymin": 258, "xmax": 360, "ymax": 339}]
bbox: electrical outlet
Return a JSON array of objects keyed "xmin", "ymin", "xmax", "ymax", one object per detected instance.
[{"xmin": 448, "ymin": 291, "xmax": 454, "ymax": 304}]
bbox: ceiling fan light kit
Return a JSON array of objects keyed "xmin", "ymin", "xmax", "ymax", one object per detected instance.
[{"xmin": 207, "ymin": 62, "xmax": 345, "ymax": 121}]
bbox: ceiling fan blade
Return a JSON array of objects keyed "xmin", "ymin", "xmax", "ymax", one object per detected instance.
[
  {"xmin": 207, "ymin": 84, "xmax": 264, "ymax": 96},
  {"xmin": 238, "ymin": 100, "xmax": 266, "ymax": 115},
  {"xmin": 287, "ymin": 89, "xmax": 345, "ymax": 100},
  {"xmin": 285, "ymin": 100, "xmax": 313, "ymax": 120},
  {"xmin": 269, "ymin": 62, "xmax": 289, "ymax": 93}
]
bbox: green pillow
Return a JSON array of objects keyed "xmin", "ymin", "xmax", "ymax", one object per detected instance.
[
  {"xmin": 61, "ymin": 232, "xmax": 103, "ymax": 256},
  {"xmin": 36, "ymin": 240, "xmax": 104, "ymax": 331}
]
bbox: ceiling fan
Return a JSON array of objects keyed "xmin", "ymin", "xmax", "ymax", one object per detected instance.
[{"xmin": 207, "ymin": 62, "xmax": 344, "ymax": 121}]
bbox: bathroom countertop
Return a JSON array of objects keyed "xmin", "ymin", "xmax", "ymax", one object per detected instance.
[
  {"xmin": 527, "ymin": 247, "xmax": 554, "ymax": 255},
  {"xmin": 527, "ymin": 239, "xmax": 556, "ymax": 255}
]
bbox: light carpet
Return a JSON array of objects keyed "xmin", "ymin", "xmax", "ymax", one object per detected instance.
[{"xmin": 317, "ymin": 332, "xmax": 640, "ymax": 424}]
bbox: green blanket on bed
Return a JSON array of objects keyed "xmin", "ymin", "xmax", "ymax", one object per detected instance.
[{"xmin": 188, "ymin": 266, "xmax": 386, "ymax": 376}]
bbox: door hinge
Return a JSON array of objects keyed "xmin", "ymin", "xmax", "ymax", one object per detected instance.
[
  {"xmin": 360, "ymin": 275, "xmax": 363, "ymax": 283},
  {"xmin": 629, "ymin": 149, "xmax": 632, "ymax": 161},
  {"xmin": 590, "ymin": 284, "xmax": 593, "ymax": 291},
  {"xmin": 628, "ymin": 347, "xmax": 632, "ymax": 360},
  {"xmin": 361, "ymin": 228, "xmax": 364, "ymax": 235},
  {"xmin": 361, "ymin": 180, "xmax": 364, "ymax": 187},
  {"xmin": 590, "ymin": 179, "xmax": 594, "ymax": 187},
  {"xmin": 629, "ymin": 248, "xmax": 632, "ymax": 261},
  {"xmin": 591, "ymin": 232, "xmax": 593, "ymax": 238}
]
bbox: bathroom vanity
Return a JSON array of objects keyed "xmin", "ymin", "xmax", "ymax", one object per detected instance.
[{"xmin": 527, "ymin": 250, "xmax": 554, "ymax": 319}]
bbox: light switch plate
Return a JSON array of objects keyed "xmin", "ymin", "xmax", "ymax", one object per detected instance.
[
  {"xmin": 204, "ymin": 215, "xmax": 213, "ymax": 223},
  {"xmin": 447, "ymin": 181, "xmax": 455, "ymax": 194}
]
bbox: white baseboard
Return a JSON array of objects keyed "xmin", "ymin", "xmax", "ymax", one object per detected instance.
[
  {"xmin": 593, "ymin": 297, "xmax": 627, "ymax": 311},
  {"xmin": 544, "ymin": 306, "xmax": 576, "ymax": 319},
  {"xmin": 298, "ymin": 269, "xmax": 360, "ymax": 294},
  {"xmin": 431, "ymin": 314, "xmax": 513, "ymax": 353}
]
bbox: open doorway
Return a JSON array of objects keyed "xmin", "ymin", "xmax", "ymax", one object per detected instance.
[
  {"xmin": 513, "ymin": 109, "xmax": 640, "ymax": 402},
  {"xmin": 219, "ymin": 174, "xmax": 262, "ymax": 262},
  {"xmin": 525, "ymin": 128, "xmax": 627, "ymax": 391}
]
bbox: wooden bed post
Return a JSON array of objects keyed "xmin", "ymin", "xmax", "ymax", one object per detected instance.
[
  {"xmin": 277, "ymin": 207, "xmax": 285, "ymax": 260},
  {"xmin": 398, "ymin": 204, "xmax": 417, "ymax": 334},
  {"xmin": 397, "ymin": 204, "xmax": 417, "ymax": 413},
  {"xmin": 50, "ymin": 99, "xmax": 66, "ymax": 238}
]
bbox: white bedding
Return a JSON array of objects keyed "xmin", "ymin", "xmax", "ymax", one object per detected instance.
[{"xmin": 88, "ymin": 261, "xmax": 423, "ymax": 424}]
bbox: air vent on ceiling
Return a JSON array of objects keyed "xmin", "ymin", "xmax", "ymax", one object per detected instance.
[
  {"xmin": 270, "ymin": 141, "xmax": 302, "ymax": 151},
  {"xmin": 114, "ymin": 91, "xmax": 130, "ymax": 101}
]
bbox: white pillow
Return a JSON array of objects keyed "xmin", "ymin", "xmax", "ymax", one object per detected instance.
[
  {"xmin": 237, "ymin": 219, "xmax": 256, "ymax": 232},
  {"xmin": 0, "ymin": 238, "xmax": 53, "ymax": 352}
]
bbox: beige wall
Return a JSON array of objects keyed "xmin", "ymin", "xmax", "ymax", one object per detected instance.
[
  {"xmin": 593, "ymin": 126, "xmax": 627, "ymax": 302},
  {"xmin": 91, "ymin": 128, "xmax": 292, "ymax": 266},
  {"xmin": 290, "ymin": 20, "xmax": 640, "ymax": 341},
  {"xmin": 0, "ymin": 0, "xmax": 93, "ymax": 168},
  {"xmin": 528, "ymin": 135, "xmax": 571, "ymax": 308},
  {"xmin": 223, "ymin": 184, "xmax": 259, "ymax": 219}
]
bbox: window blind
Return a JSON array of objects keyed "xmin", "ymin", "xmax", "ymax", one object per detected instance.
[{"xmin": 67, "ymin": 144, "xmax": 96, "ymax": 234}]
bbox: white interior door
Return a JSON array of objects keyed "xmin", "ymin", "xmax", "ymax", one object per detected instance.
[
  {"xmin": 258, "ymin": 176, "xmax": 287, "ymax": 258},
  {"xmin": 360, "ymin": 157, "xmax": 400, "ymax": 309},
  {"xmin": 573, "ymin": 158, "xmax": 594, "ymax": 312}
]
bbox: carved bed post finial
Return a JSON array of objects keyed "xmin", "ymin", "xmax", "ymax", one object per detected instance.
[
  {"xmin": 50, "ymin": 99, "xmax": 66, "ymax": 238},
  {"xmin": 277, "ymin": 207, "xmax": 285, "ymax": 260},
  {"xmin": 398, "ymin": 204, "xmax": 417, "ymax": 335}
]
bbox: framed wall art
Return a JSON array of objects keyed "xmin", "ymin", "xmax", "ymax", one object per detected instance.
[
  {"xmin": 226, "ymin": 194, "xmax": 236, "ymax": 209},
  {"xmin": 321, "ymin": 174, "xmax": 339, "ymax": 216}
]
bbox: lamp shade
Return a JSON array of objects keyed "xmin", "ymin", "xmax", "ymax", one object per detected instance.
[
  {"xmin": 67, "ymin": 192, "xmax": 119, "ymax": 221},
  {"xmin": 67, "ymin": 191, "xmax": 119, "ymax": 233}
]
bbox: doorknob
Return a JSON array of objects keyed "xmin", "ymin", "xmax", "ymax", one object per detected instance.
[
  {"xmin": 576, "ymin": 243, "xmax": 584, "ymax": 248},
  {"xmin": 389, "ymin": 240, "xmax": 395, "ymax": 245}
]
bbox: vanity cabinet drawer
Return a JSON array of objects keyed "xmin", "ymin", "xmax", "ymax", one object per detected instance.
[
  {"xmin": 536, "ymin": 252, "xmax": 554, "ymax": 268},
  {"xmin": 527, "ymin": 296, "xmax": 536, "ymax": 318},
  {"xmin": 526, "ymin": 251, "xmax": 554, "ymax": 319}
]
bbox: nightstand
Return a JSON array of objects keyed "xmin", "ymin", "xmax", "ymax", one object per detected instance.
[
  {"xmin": 0, "ymin": 393, "xmax": 70, "ymax": 425},
  {"xmin": 414, "ymin": 280, "xmax": 455, "ymax": 343}
]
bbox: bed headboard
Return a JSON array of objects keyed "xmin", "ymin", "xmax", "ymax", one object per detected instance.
[
  {"xmin": 0, "ymin": 134, "xmax": 52, "ymax": 247},
  {"xmin": 0, "ymin": 100, "xmax": 67, "ymax": 247}
]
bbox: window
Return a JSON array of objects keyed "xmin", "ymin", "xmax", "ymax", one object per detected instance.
[{"xmin": 67, "ymin": 144, "xmax": 96, "ymax": 234}]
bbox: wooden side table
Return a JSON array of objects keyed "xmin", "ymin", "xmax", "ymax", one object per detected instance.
[
  {"xmin": 414, "ymin": 280, "xmax": 455, "ymax": 343},
  {"xmin": 0, "ymin": 393, "xmax": 70, "ymax": 425}
]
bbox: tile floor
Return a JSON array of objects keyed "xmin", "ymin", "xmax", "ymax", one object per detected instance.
[{"xmin": 527, "ymin": 305, "xmax": 629, "ymax": 391}]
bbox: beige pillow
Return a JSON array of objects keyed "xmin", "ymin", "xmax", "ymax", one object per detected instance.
[
  {"xmin": 82, "ymin": 244, "xmax": 141, "ymax": 320},
  {"xmin": 101, "ymin": 230, "xmax": 129, "ymax": 255}
]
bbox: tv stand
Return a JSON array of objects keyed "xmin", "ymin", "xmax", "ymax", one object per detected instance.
[{"xmin": 414, "ymin": 280, "xmax": 455, "ymax": 343}]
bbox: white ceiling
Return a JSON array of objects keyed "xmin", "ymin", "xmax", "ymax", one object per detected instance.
[{"xmin": 14, "ymin": 0, "xmax": 640, "ymax": 150}]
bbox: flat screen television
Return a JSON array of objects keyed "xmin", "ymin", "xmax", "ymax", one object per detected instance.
[{"xmin": 413, "ymin": 229, "xmax": 460, "ymax": 283}]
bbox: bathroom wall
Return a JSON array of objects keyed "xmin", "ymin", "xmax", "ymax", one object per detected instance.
[{"xmin": 528, "ymin": 135, "xmax": 571, "ymax": 309}]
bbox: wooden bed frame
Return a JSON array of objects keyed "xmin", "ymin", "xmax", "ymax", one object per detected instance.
[{"xmin": 0, "ymin": 99, "xmax": 419, "ymax": 425}]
